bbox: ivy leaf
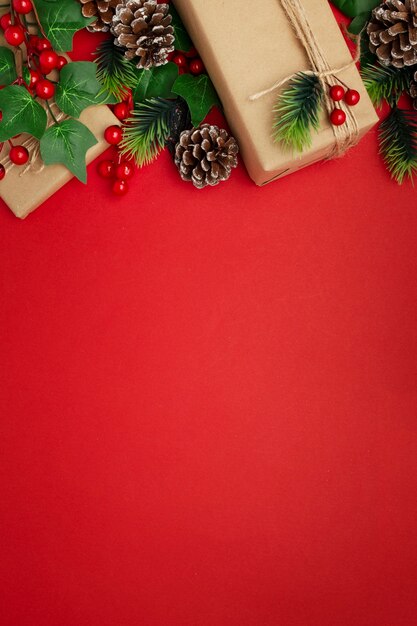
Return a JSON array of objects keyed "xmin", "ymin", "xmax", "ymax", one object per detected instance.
[
  {"xmin": 170, "ymin": 4, "xmax": 192, "ymax": 52},
  {"xmin": 331, "ymin": 0, "xmax": 379, "ymax": 18},
  {"xmin": 172, "ymin": 74, "xmax": 220, "ymax": 126},
  {"xmin": 32, "ymin": 0, "xmax": 93, "ymax": 52},
  {"xmin": 56, "ymin": 61, "xmax": 115, "ymax": 118},
  {"xmin": 133, "ymin": 62, "xmax": 179, "ymax": 102},
  {"xmin": 0, "ymin": 85, "xmax": 47, "ymax": 141},
  {"xmin": 348, "ymin": 12, "xmax": 372, "ymax": 34},
  {"xmin": 40, "ymin": 119, "xmax": 98, "ymax": 183},
  {"xmin": 0, "ymin": 47, "xmax": 17, "ymax": 86}
]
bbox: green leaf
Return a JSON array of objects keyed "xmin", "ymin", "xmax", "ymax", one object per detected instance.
[
  {"xmin": 40, "ymin": 118, "xmax": 98, "ymax": 183},
  {"xmin": 0, "ymin": 47, "xmax": 17, "ymax": 86},
  {"xmin": 32, "ymin": 0, "xmax": 93, "ymax": 52},
  {"xmin": 379, "ymin": 107, "xmax": 417, "ymax": 184},
  {"xmin": 362, "ymin": 63, "xmax": 411, "ymax": 107},
  {"xmin": 56, "ymin": 61, "xmax": 115, "ymax": 118},
  {"xmin": 170, "ymin": 4, "xmax": 192, "ymax": 52},
  {"xmin": 0, "ymin": 85, "xmax": 47, "ymax": 141},
  {"xmin": 348, "ymin": 12, "xmax": 371, "ymax": 34},
  {"xmin": 172, "ymin": 74, "xmax": 220, "ymax": 126},
  {"xmin": 273, "ymin": 73, "xmax": 324, "ymax": 152},
  {"xmin": 331, "ymin": 0, "xmax": 379, "ymax": 18},
  {"xmin": 93, "ymin": 38, "xmax": 139, "ymax": 100},
  {"xmin": 133, "ymin": 62, "xmax": 179, "ymax": 102}
]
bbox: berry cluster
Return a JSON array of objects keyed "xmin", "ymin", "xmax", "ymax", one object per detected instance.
[
  {"xmin": 329, "ymin": 83, "xmax": 361, "ymax": 126},
  {"xmin": 170, "ymin": 46, "xmax": 205, "ymax": 76},
  {"xmin": 98, "ymin": 100, "xmax": 135, "ymax": 195}
]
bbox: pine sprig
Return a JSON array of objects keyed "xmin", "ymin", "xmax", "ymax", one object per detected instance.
[
  {"xmin": 120, "ymin": 98, "xmax": 176, "ymax": 166},
  {"xmin": 379, "ymin": 107, "xmax": 417, "ymax": 184},
  {"xmin": 273, "ymin": 73, "xmax": 324, "ymax": 152},
  {"xmin": 362, "ymin": 63, "xmax": 412, "ymax": 108},
  {"xmin": 93, "ymin": 39, "xmax": 138, "ymax": 100}
]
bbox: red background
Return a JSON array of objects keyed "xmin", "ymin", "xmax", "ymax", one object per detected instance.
[{"xmin": 1, "ymin": 8, "xmax": 417, "ymax": 625}]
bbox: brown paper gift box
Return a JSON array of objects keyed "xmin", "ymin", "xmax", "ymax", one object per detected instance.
[{"xmin": 172, "ymin": 0, "xmax": 379, "ymax": 186}]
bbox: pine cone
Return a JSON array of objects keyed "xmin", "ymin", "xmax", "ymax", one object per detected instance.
[
  {"xmin": 367, "ymin": 0, "xmax": 417, "ymax": 68},
  {"xmin": 111, "ymin": 0, "xmax": 174, "ymax": 70},
  {"xmin": 79, "ymin": 0, "xmax": 119, "ymax": 32},
  {"xmin": 175, "ymin": 125, "xmax": 239, "ymax": 189},
  {"xmin": 409, "ymin": 69, "xmax": 417, "ymax": 108}
]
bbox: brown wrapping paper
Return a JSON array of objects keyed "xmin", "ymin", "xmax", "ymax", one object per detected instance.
[{"xmin": 172, "ymin": 0, "xmax": 379, "ymax": 186}]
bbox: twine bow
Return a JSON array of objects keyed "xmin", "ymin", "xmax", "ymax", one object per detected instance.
[{"xmin": 250, "ymin": 0, "xmax": 361, "ymax": 157}]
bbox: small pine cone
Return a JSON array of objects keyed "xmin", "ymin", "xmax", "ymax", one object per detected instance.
[
  {"xmin": 367, "ymin": 0, "xmax": 417, "ymax": 68},
  {"xmin": 79, "ymin": 0, "xmax": 119, "ymax": 32},
  {"xmin": 175, "ymin": 125, "xmax": 239, "ymax": 189},
  {"xmin": 111, "ymin": 0, "xmax": 175, "ymax": 70},
  {"xmin": 409, "ymin": 69, "xmax": 417, "ymax": 108}
]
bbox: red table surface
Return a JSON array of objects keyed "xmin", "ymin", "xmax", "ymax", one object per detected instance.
[{"xmin": 1, "ymin": 11, "xmax": 417, "ymax": 626}]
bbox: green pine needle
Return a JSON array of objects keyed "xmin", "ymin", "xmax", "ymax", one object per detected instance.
[
  {"xmin": 273, "ymin": 73, "xmax": 324, "ymax": 152},
  {"xmin": 362, "ymin": 63, "xmax": 412, "ymax": 108},
  {"xmin": 120, "ymin": 98, "xmax": 176, "ymax": 167},
  {"xmin": 93, "ymin": 38, "xmax": 138, "ymax": 99},
  {"xmin": 379, "ymin": 107, "xmax": 417, "ymax": 184}
]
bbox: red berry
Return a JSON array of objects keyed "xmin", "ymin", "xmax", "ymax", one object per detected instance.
[
  {"xmin": 329, "ymin": 85, "xmax": 345, "ymax": 102},
  {"xmin": 104, "ymin": 125, "xmax": 123, "ymax": 145},
  {"xmin": 12, "ymin": 0, "xmax": 33, "ymax": 14},
  {"xmin": 56, "ymin": 56, "xmax": 68, "ymax": 71},
  {"xmin": 35, "ymin": 78, "xmax": 55, "ymax": 100},
  {"xmin": 4, "ymin": 25, "xmax": 25, "ymax": 47},
  {"xmin": 113, "ymin": 102, "xmax": 130, "ymax": 121},
  {"xmin": 97, "ymin": 159, "xmax": 115, "ymax": 179},
  {"xmin": 0, "ymin": 163, "xmax": 5, "ymax": 181},
  {"xmin": 28, "ymin": 34, "xmax": 39, "ymax": 49},
  {"xmin": 112, "ymin": 180, "xmax": 129, "ymax": 196},
  {"xmin": 172, "ymin": 53, "xmax": 188, "ymax": 69},
  {"xmin": 39, "ymin": 50, "xmax": 59, "ymax": 74},
  {"xmin": 36, "ymin": 38, "xmax": 52, "ymax": 53},
  {"xmin": 184, "ymin": 46, "xmax": 198, "ymax": 58},
  {"xmin": 345, "ymin": 89, "xmax": 360, "ymax": 106},
  {"xmin": 29, "ymin": 68, "xmax": 41, "ymax": 89},
  {"xmin": 115, "ymin": 162, "xmax": 134, "ymax": 180},
  {"xmin": 189, "ymin": 58, "xmax": 205, "ymax": 75},
  {"xmin": 330, "ymin": 109, "xmax": 347, "ymax": 126},
  {"xmin": 0, "ymin": 13, "xmax": 12, "ymax": 31},
  {"xmin": 9, "ymin": 145, "xmax": 29, "ymax": 165}
]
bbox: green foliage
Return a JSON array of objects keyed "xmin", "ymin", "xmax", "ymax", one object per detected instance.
[
  {"xmin": 134, "ymin": 62, "xmax": 179, "ymax": 102},
  {"xmin": 120, "ymin": 98, "xmax": 176, "ymax": 166},
  {"xmin": 172, "ymin": 73, "xmax": 220, "ymax": 126},
  {"xmin": 170, "ymin": 5, "xmax": 192, "ymax": 52},
  {"xmin": 56, "ymin": 61, "xmax": 115, "ymax": 118},
  {"xmin": 273, "ymin": 73, "xmax": 324, "ymax": 152},
  {"xmin": 379, "ymin": 107, "xmax": 417, "ymax": 184},
  {"xmin": 32, "ymin": 0, "xmax": 93, "ymax": 52},
  {"xmin": 0, "ymin": 85, "xmax": 47, "ymax": 141},
  {"xmin": 331, "ymin": 0, "xmax": 379, "ymax": 18},
  {"xmin": 362, "ymin": 63, "xmax": 412, "ymax": 107},
  {"xmin": 0, "ymin": 47, "xmax": 17, "ymax": 85},
  {"xmin": 40, "ymin": 118, "xmax": 98, "ymax": 183},
  {"xmin": 93, "ymin": 38, "xmax": 139, "ymax": 100}
]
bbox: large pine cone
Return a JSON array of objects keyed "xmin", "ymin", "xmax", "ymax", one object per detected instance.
[
  {"xmin": 79, "ymin": 0, "xmax": 119, "ymax": 32},
  {"xmin": 175, "ymin": 125, "xmax": 239, "ymax": 189},
  {"xmin": 367, "ymin": 0, "xmax": 417, "ymax": 68},
  {"xmin": 111, "ymin": 0, "xmax": 174, "ymax": 70}
]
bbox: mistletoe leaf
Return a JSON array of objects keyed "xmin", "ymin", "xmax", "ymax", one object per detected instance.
[
  {"xmin": 169, "ymin": 5, "xmax": 192, "ymax": 52},
  {"xmin": 331, "ymin": 0, "xmax": 379, "ymax": 18},
  {"xmin": 133, "ymin": 62, "xmax": 179, "ymax": 102},
  {"xmin": 32, "ymin": 0, "xmax": 93, "ymax": 52},
  {"xmin": 0, "ymin": 47, "xmax": 17, "ymax": 86},
  {"xmin": 172, "ymin": 74, "xmax": 220, "ymax": 126},
  {"xmin": 40, "ymin": 118, "xmax": 98, "ymax": 183},
  {"xmin": 56, "ymin": 61, "xmax": 115, "ymax": 118},
  {"xmin": 0, "ymin": 85, "xmax": 47, "ymax": 141}
]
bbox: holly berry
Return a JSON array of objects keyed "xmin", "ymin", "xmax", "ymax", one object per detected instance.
[
  {"xmin": 172, "ymin": 53, "xmax": 188, "ymax": 69},
  {"xmin": 12, "ymin": 0, "xmax": 33, "ymax": 14},
  {"xmin": 115, "ymin": 162, "xmax": 134, "ymax": 180},
  {"xmin": 112, "ymin": 180, "xmax": 129, "ymax": 196},
  {"xmin": 330, "ymin": 85, "xmax": 345, "ymax": 102},
  {"xmin": 0, "ymin": 13, "xmax": 12, "ymax": 31},
  {"xmin": 4, "ymin": 25, "xmax": 25, "ymax": 47},
  {"xmin": 9, "ymin": 145, "xmax": 29, "ymax": 165},
  {"xmin": 0, "ymin": 164, "xmax": 5, "ymax": 181},
  {"xmin": 36, "ymin": 38, "xmax": 52, "ymax": 53},
  {"xmin": 189, "ymin": 59, "xmax": 205, "ymax": 75},
  {"xmin": 184, "ymin": 46, "xmax": 198, "ymax": 58},
  {"xmin": 104, "ymin": 125, "xmax": 123, "ymax": 145},
  {"xmin": 28, "ymin": 68, "xmax": 41, "ymax": 89},
  {"xmin": 97, "ymin": 159, "xmax": 115, "ymax": 179},
  {"xmin": 330, "ymin": 109, "xmax": 346, "ymax": 126},
  {"xmin": 345, "ymin": 89, "xmax": 360, "ymax": 106},
  {"xmin": 113, "ymin": 102, "xmax": 130, "ymax": 121},
  {"xmin": 56, "ymin": 56, "xmax": 68, "ymax": 71},
  {"xmin": 39, "ymin": 50, "xmax": 59, "ymax": 74},
  {"xmin": 35, "ymin": 78, "xmax": 55, "ymax": 100}
]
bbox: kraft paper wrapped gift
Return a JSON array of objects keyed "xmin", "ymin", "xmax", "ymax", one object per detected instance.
[{"xmin": 172, "ymin": 0, "xmax": 379, "ymax": 186}]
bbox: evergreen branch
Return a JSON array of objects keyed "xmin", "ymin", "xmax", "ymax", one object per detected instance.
[
  {"xmin": 379, "ymin": 107, "xmax": 417, "ymax": 184},
  {"xmin": 362, "ymin": 63, "xmax": 412, "ymax": 108},
  {"xmin": 120, "ymin": 97, "xmax": 176, "ymax": 166},
  {"xmin": 93, "ymin": 38, "xmax": 138, "ymax": 100},
  {"xmin": 273, "ymin": 73, "xmax": 324, "ymax": 152}
]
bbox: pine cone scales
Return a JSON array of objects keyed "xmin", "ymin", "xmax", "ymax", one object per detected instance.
[
  {"xmin": 175, "ymin": 125, "xmax": 239, "ymax": 189},
  {"xmin": 79, "ymin": 0, "xmax": 119, "ymax": 32},
  {"xmin": 111, "ymin": 0, "xmax": 174, "ymax": 69},
  {"xmin": 367, "ymin": 0, "xmax": 417, "ymax": 68}
]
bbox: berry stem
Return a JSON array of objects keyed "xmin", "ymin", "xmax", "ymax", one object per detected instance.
[{"xmin": 45, "ymin": 99, "xmax": 59, "ymax": 124}]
